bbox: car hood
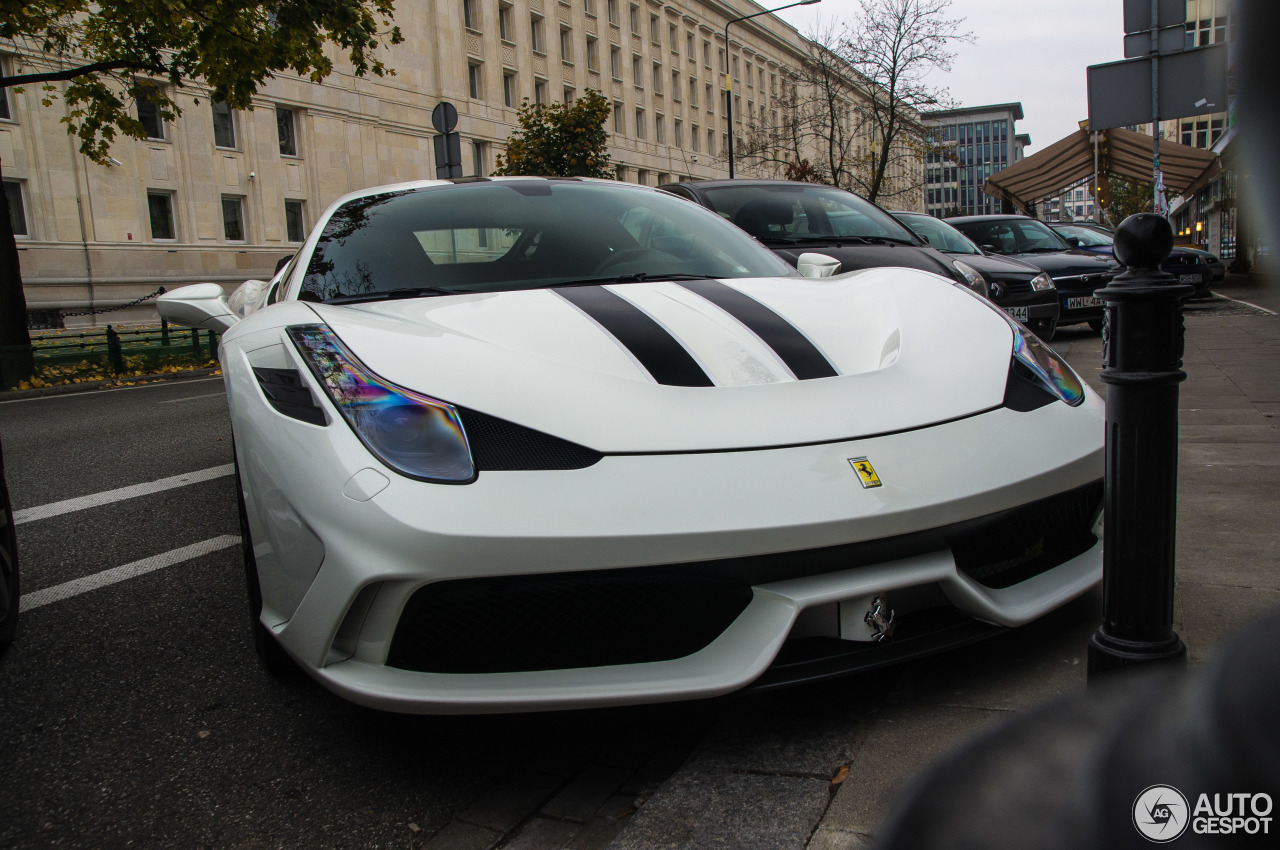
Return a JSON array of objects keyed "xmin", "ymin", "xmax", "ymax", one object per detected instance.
[
  {"xmin": 946, "ymin": 251, "xmax": 1042, "ymax": 280},
  {"xmin": 1000, "ymin": 250, "xmax": 1118, "ymax": 280},
  {"xmin": 301, "ymin": 269, "xmax": 1017, "ymax": 452}
]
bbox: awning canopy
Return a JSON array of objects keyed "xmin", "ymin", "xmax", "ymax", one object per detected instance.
[{"xmin": 982, "ymin": 127, "xmax": 1218, "ymax": 213}]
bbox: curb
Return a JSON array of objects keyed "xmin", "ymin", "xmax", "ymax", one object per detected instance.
[{"xmin": 0, "ymin": 367, "xmax": 222, "ymax": 400}]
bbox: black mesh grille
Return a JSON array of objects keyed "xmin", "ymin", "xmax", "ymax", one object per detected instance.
[
  {"xmin": 952, "ymin": 480, "xmax": 1102, "ymax": 588},
  {"xmin": 387, "ymin": 573, "xmax": 753, "ymax": 673},
  {"xmin": 997, "ymin": 279, "xmax": 1032, "ymax": 294},
  {"xmin": 457, "ymin": 407, "xmax": 602, "ymax": 471}
]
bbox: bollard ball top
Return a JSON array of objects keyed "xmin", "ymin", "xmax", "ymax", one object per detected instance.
[{"xmin": 1114, "ymin": 213, "xmax": 1173, "ymax": 269}]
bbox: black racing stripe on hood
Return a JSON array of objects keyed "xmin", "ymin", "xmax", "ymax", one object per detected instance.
[
  {"xmin": 675, "ymin": 279, "xmax": 838, "ymax": 380},
  {"xmin": 553, "ymin": 286, "xmax": 715, "ymax": 387}
]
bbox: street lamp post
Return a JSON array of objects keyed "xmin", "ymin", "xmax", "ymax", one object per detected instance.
[{"xmin": 725, "ymin": 0, "xmax": 820, "ymax": 179}]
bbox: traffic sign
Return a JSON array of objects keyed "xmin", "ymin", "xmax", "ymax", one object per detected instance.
[
  {"xmin": 1123, "ymin": 0, "xmax": 1185, "ymax": 33},
  {"xmin": 1087, "ymin": 45, "xmax": 1227, "ymax": 130},
  {"xmin": 431, "ymin": 102, "xmax": 459, "ymax": 134}
]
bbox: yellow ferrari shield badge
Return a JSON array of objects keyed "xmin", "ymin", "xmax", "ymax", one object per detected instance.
[{"xmin": 848, "ymin": 457, "xmax": 883, "ymax": 489}]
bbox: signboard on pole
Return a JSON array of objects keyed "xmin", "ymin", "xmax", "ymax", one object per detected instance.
[
  {"xmin": 1087, "ymin": 45, "xmax": 1227, "ymax": 130},
  {"xmin": 1122, "ymin": 0, "xmax": 1185, "ymax": 33}
]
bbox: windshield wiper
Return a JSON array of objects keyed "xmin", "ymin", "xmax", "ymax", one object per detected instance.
[
  {"xmin": 551, "ymin": 273, "xmax": 719, "ymax": 288},
  {"xmin": 324, "ymin": 286, "xmax": 458, "ymax": 304}
]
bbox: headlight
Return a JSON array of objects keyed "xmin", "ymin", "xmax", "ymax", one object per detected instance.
[
  {"xmin": 1030, "ymin": 272, "xmax": 1055, "ymax": 292},
  {"xmin": 287, "ymin": 324, "xmax": 475, "ymax": 483},
  {"xmin": 952, "ymin": 260, "xmax": 988, "ymax": 298},
  {"xmin": 1011, "ymin": 325, "xmax": 1085, "ymax": 406}
]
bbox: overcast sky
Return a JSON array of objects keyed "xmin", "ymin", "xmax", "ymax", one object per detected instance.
[{"xmin": 775, "ymin": 0, "xmax": 1128, "ymax": 154}]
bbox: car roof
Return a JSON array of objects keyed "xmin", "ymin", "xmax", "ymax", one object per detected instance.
[
  {"xmin": 944, "ymin": 214, "xmax": 1034, "ymax": 224},
  {"xmin": 659, "ymin": 179, "xmax": 852, "ymax": 192}
]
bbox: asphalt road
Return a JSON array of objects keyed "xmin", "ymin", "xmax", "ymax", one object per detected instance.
[{"xmin": 0, "ymin": 377, "xmax": 732, "ymax": 849}]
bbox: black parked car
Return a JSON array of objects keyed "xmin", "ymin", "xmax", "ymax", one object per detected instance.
[
  {"xmin": 1048, "ymin": 222, "xmax": 1214, "ymax": 299},
  {"xmin": 946, "ymin": 215, "xmax": 1121, "ymax": 331},
  {"xmin": 658, "ymin": 180, "xmax": 990, "ymax": 297},
  {"xmin": 891, "ymin": 211, "xmax": 1061, "ymax": 340},
  {"xmin": 1, "ymin": 438, "xmax": 17, "ymax": 657}
]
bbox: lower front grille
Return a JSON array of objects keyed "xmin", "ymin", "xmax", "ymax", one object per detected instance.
[
  {"xmin": 387, "ymin": 573, "xmax": 752, "ymax": 673},
  {"xmin": 952, "ymin": 480, "xmax": 1103, "ymax": 588}
]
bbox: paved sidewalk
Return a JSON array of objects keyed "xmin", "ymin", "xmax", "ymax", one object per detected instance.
[{"xmin": 598, "ymin": 296, "xmax": 1280, "ymax": 850}]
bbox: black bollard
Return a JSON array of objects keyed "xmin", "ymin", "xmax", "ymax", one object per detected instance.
[
  {"xmin": 105, "ymin": 324, "xmax": 125, "ymax": 374},
  {"xmin": 1087, "ymin": 214, "xmax": 1193, "ymax": 682}
]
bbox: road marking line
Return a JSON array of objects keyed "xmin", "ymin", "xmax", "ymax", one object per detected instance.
[
  {"xmin": 0, "ymin": 376, "xmax": 223, "ymax": 404},
  {"xmin": 1216, "ymin": 294, "xmax": 1278, "ymax": 316},
  {"xmin": 158, "ymin": 392, "xmax": 226, "ymax": 404},
  {"xmin": 13, "ymin": 463, "xmax": 235, "ymax": 525},
  {"xmin": 19, "ymin": 535, "xmax": 241, "ymax": 612}
]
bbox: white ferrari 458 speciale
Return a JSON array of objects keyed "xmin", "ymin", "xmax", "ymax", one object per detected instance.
[{"xmin": 158, "ymin": 177, "xmax": 1104, "ymax": 714}]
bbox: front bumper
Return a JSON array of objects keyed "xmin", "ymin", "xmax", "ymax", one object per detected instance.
[{"xmin": 235, "ymin": 364, "xmax": 1105, "ymax": 712}]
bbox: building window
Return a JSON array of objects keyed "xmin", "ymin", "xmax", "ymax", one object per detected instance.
[
  {"xmin": 689, "ymin": 77, "xmax": 697, "ymax": 107},
  {"xmin": 707, "ymin": 128, "xmax": 715, "ymax": 155},
  {"xmin": 564, "ymin": 86, "xmax": 575, "ymax": 105},
  {"xmin": 632, "ymin": 55, "xmax": 643, "ymax": 87},
  {"xmin": 499, "ymin": 4, "xmax": 513, "ymax": 41},
  {"xmin": 531, "ymin": 16, "xmax": 545, "ymax": 52},
  {"xmin": 534, "ymin": 79, "xmax": 547, "ymax": 104},
  {"xmin": 137, "ymin": 85, "xmax": 165, "ymax": 140},
  {"xmin": 608, "ymin": 0, "xmax": 618, "ymax": 25},
  {"xmin": 276, "ymin": 107, "xmax": 297, "ymax": 157},
  {"xmin": 745, "ymin": 62, "xmax": 753, "ymax": 88},
  {"xmin": 503, "ymin": 71, "xmax": 517, "ymax": 107},
  {"xmin": 586, "ymin": 38, "xmax": 599, "ymax": 72},
  {"xmin": 655, "ymin": 114, "xmax": 664, "ymax": 143},
  {"xmin": 732, "ymin": 56, "xmax": 739, "ymax": 81},
  {"xmin": 636, "ymin": 168, "xmax": 648, "ymax": 185},
  {"xmin": 653, "ymin": 63, "xmax": 662, "ymax": 94},
  {"xmin": 611, "ymin": 47, "xmax": 622, "ymax": 79},
  {"xmin": 613, "ymin": 103, "xmax": 625, "ymax": 133},
  {"xmin": 703, "ymin": 41, "xmax": 711, "ymax": 68},
  {"xmin": 212, "ymin": 101, "xmax": 236, "ymax": 148},
  {"xmin": 463, "ymin": 0, "xmax": 477, "ymax": 29},
  {"xmin": 691, "ymin": 123, "xmax": 699, "ymax": 151},
  {"xmin": 615, "ymin": 164, "xmax": 628, "ymax": 181},
  {"xmin": 284, "ymin": 200, "xmax": 305, "ymax": 242},
  {"xmin": 584, "ymin": 0, "xmax": 595, "ymax": 16},
  {"xmin": 687, "ymin": 32, "xmax": 694, "ymax": 60},
  {"xmin": 472, "ymin": 141, "xmax": 487, "ymax": 176},
  {"xmin": 147, "ymin": 192, "xmax": 176, "ymax": 240},
  {"xmin": 718, "ymin": 48, "xmax": 726, "ymax": 73},
  {"xmin": 222, "ymin": 196, "xmax": 245, "ymax": 241},
  {"xmin": 629, "ymin": 5, "xmax": 639, "ymax": 35},
  {"xmin": 649, "ymin": 15, "xmax": 660, "ymax": 43},
  {"xmin": 469, "ymin": 63, "xmax": 483, "ymax": 99},
  {"xmin": 705, "ymin": 83, "xmax": 712, "ymax": 111},
  {"xmin": 4, "ymin": 180, "xmax": 28, "ymax": 236},
  {"xmin": 560, "ymin": 27, "xmax": 573, "ymax": 62},
  {"xmin": 673, "ymin": 119, "xmax": 682, "ymax": 147},
  {"xmin": 669, "ymin": 24, "xmax": 677, "ymax": 51},
  {"xmin": 635, "ymin": 108, "xmax": 645, "ymax": 139},
  {"xmin": 671, "ymin": 70, "xmax": 680, "ymax": 100}
]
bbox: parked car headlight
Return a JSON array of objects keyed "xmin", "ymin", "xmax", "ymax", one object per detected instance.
[
  {"xmin": 287, "ymin": 324, "xmax": 475, "ymax": 483},
  {"xmin": 951, "ymin": 260, "xmax": 988, "ymax": 298},
  {"xmin": 1011, "ymin": 325, "xmax": 1085, "ymax": 406},
  {"xmin": 1030, "ymin": 272, "xmax": 1055, "ymax": 292}
]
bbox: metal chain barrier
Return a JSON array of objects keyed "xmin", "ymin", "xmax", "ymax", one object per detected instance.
[{"xmin": 59, "ymin": 286, "xmax": 167, "ymax": 319}]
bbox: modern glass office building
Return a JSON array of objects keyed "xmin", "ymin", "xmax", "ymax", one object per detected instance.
[{"xmin": 921, "ymin": 103, "xmax": 1029, "ymax": 218}]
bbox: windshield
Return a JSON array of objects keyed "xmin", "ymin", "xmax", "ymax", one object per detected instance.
[
  {"xmin": 894, "ymin": 213, "xmax": 980, "ymax": 255},
  {"xmin": 950, "ymin": 218, "xmax": 1073, "ymax": 255},
  {"xmin": 696, "ymin": 184, "xmax": 919, "ymax": 244},
  {"xmin": 298, "ymin": 181, "xmax": 796, "ymax": 302},
  {"xmin": 1052, "ymin": 225, "xmax": 1113, "ymax": 248}
]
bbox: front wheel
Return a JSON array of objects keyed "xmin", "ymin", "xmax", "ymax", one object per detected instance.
[
  {"xmin": 234, "ymin": 447, "xmax": 295, "ymax": 676},
  {"xmin": 1032, "ymin": 317, "xmax": 1057, "ymax": 342},
  {"xmin": 1087, "ymin": 318, "xmax": 1105, "ymax": 333}
]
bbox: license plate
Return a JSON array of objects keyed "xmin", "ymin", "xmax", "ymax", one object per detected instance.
[
  {"xmin": 1179, "ymin": 273, "xmax": 1203, "ymax": 284},
  {"xmin": 1065, "ymin": 296, "xmax": 1104, "ymax": 309},
  {"xmin": 1002, "ymin": 306, "xmax": 1029, "ymax": 321}
]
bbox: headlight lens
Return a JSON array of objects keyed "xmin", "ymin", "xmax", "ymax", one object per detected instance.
[
  {"xmin": 1030, "ymin": 272, "xmax": 1055, "ymax": 292},
  {"xmin": 287, "ymin": 324, "xmax": 475, "ymax": 483},
  {"xmin": 1011, "ymin": 325, "xmax": 1085, "ymax": 406},
  {"xmin": 952, "ymin": 260, "xmax": 988, "ymax": 298}
]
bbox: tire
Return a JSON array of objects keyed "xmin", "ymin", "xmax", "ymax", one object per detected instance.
[
  {"xmin": 234, "ymin": 447, "xmax": 296, "ymax": 676},
  {"xmin": 1087, "ymin": 318, "xmax": 1105, "ymax": 333},
  {"xmin": 1033, "ymin": 318, "xmax": 1057, "ymax": 342},
  {"xmin": 0, "ymin": 468, "xmax": 18, "ymax": 657}
]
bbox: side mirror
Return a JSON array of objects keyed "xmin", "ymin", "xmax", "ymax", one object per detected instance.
[
  {"xmin": 797, "ymin": 252, "xmax": 842, "ymax": 279},
  {"xmin": 157, "ymin": 283, "xmax": 239, "ymax": 333},
  {"xmin": 1065, "ymin": 236, "xmax": 1081, "ymax": 248}
]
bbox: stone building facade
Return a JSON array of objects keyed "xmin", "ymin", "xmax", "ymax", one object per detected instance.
[{"xmin": 1, "ymin": 0, "xmax": 927, "ymax": 326}]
